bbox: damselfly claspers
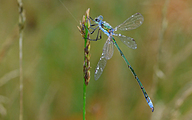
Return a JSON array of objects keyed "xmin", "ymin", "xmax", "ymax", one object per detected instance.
[{"xmin": 89, "ymin": 13, "xmax": 154, "ymax": 112}]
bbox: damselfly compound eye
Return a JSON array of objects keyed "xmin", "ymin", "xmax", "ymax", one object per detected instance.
[{"xmin": 95, "ymin": 18, "xmax": 100, "ymax": 22}]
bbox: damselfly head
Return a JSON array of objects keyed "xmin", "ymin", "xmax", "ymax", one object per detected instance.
[{"xmin": 94, "ymin": 15, "xmax": 103, "ymax": 23}]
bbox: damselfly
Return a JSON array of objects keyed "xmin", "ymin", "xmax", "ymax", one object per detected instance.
[{"xmin": 89, "ymin": 13, "xmax": 154, "ymax": 112}]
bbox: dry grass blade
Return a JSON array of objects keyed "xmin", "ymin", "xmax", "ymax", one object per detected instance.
[
  {"xmin": 17, "ymin": 0, "xmax": 26, "ymax": 120},
  {"xmin": 0, "ymin": 27, "xmax": 18, "ymax": 63}
]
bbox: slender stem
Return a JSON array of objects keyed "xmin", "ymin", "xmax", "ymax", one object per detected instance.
[
  {"xmin": 83, "ymin": 22, "xmax": 88, "ymax": 120},
  {"xmin": 81, "ymin": 9, "xmax": 90, "ymax": 120},
  {"xmin": 83, "ymin": 82, "xmax": 87, "ymax": 120},
  {"xmin": 19, "ymin": 32, "xmax": 23, "ymax": 120},
  {"xmin": 83, "ymin": 29, "xmax": 88, "ymax": 120},
  {"xmin": 17, "ymin": 0, "xmax": 25, "ymax": 120}
]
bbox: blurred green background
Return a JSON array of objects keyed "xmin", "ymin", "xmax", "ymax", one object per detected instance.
[{"xmin": 1, "ymin": 0, "xmax": 192, "ymax": 120}]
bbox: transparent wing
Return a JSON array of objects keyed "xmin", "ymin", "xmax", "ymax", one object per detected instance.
[
  {"xmin": 114, "ymin": 13, "xmax": 144, "ymax": 31},
  {"xmin": 103, "ymin": 36, "xmax": 114, "ymax": 60},
  {"xmin": 94, "ymin": 36, "xmax": 114, "ymax": 80},
  {"xmin": 94, "ymin": 52, "xmax": 107, "ymax": 80},
  {"xmin": 114, "ymin": 33, "xmax": 137, "ymax": 49}
]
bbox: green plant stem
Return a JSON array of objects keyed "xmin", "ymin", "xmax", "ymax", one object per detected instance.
[
  {"xmin": 83, "ymin": 82, "xmax": 87, "ymax": 120},
  {"xmin": 83, "ymin": 15, "xmax": 89, "ymax": 120}
]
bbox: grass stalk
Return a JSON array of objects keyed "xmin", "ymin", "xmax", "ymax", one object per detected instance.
[
  {"xmin": 77, "ymin": 8, "xmax": 90, "ymax": 120},
  {"xmin": 152, "ymin": 0, "xmax": 169, "ymax": 88},
  {"xmin": 151, "ymin": 0, "xmax": 169, "ymax": 101},
  {"xmin": 151, "ymin": 0, "xmax": 169, "ymax": 119},
  {"xmin": 17, "ymin": 0, "xmax": 25, "ymax": 120}
]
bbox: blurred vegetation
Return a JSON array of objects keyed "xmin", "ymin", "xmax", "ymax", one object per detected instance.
[{"xmin": 0, "ymin": 0, "xmax": 192, "ymax": 120}]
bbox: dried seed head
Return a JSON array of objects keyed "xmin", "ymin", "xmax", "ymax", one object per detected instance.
[{"xmin": 78, "ymin": 8, "xmax": 91, "ymax": 86}]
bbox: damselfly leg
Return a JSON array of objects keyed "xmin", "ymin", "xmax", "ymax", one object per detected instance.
[{"xmin": 83, "ymin": 17, "xmax": 102, "ymax": 41}]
